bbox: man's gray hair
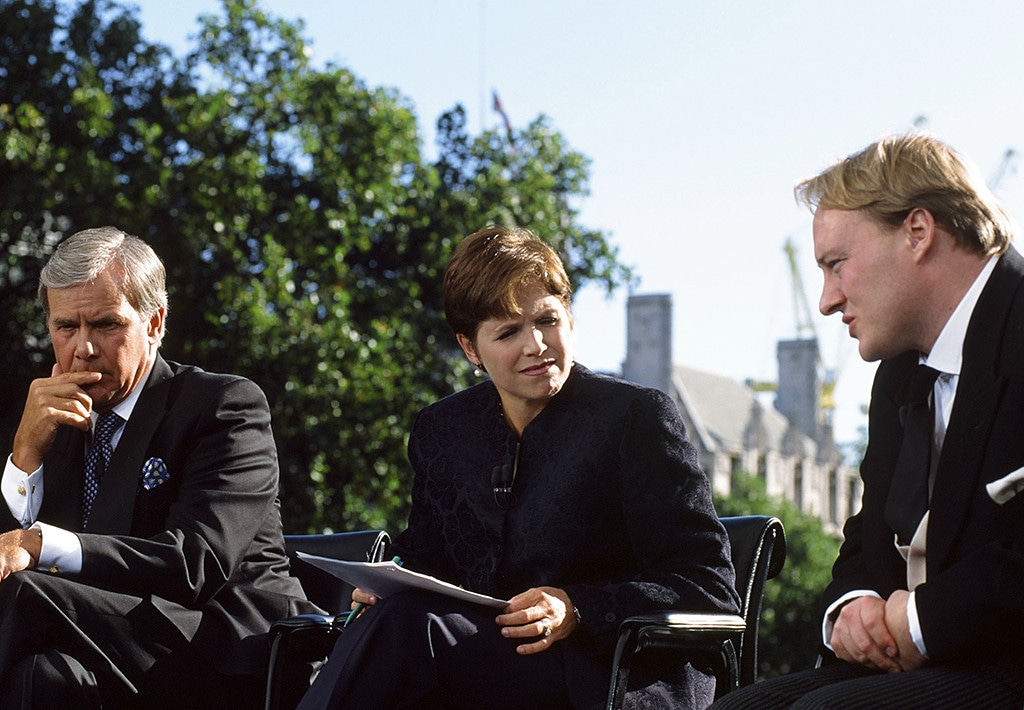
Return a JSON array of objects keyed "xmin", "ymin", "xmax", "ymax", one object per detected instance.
[{"xmin": 39, "ymin": 226, "xmax": 169, "ymax": 343}]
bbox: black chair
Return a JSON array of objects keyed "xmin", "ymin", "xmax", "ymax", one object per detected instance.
[
  {"xmin": 606, "ymin": 515, "xmax": 786, "ymax": 709},
  {"xmin": 264, "ymin": 530, "xmax": 390, "ymax": 710}
]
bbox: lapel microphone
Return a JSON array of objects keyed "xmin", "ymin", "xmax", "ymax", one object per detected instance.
[{"xmin": 492, "ymin": 441, "xmax": 520, "ymax": 510}]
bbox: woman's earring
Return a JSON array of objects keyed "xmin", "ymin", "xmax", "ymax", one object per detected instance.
[{"xmin": 473, "ymin": 363, "xmax": 484, "ymax": 377}]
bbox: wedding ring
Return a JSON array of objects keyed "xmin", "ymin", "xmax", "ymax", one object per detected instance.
[{"xmin": 543, "ymin": 621, "xmax": 552, "ymax": 637}]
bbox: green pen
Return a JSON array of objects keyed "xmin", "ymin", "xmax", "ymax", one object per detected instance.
[{"xmin": 342, "ymin": 555, "xmax": 402, "ymax": 629}]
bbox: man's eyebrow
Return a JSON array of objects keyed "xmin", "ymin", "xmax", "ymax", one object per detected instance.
[
  {"xmin": 92, "ymin": 314, "xmax": 127, "ymax": 325},
  {"xmin": 51, "ymin": 314, "xmax": 129, "ymax": 327},
  {"xmin": 816, "ymin": 250, "xmax": 840, "ymax": 267}
]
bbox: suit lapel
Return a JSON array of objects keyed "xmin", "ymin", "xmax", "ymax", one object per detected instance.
[
  {"xmin": 39, "ymin": 427, "xmax": 87, "ymax": 529},
  {"xmin": 928, "ymin": 374, "xmax": 1001, "ymax": 566},
  {"xmin": 927, "ymin": 248, "xmax": 1024, "ymax": 567},
  {"xmin": 87, "ymin": 356, "xmax": 174, "ymax": 535}
]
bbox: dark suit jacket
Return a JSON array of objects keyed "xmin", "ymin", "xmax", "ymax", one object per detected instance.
[
  {"xmin": 0, "ymin": 356, "xmax": 317, "ymax": 676},
  {"xmin": 391, "ymin": 364, "xmax": 739, "ymax": 660},
  {"xmin": 823, "ymin": 247, "xmax": 1024, "ymax": 672}
]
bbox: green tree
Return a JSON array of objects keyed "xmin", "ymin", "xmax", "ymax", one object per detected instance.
[
  {"xmin": 714, "ymin": 471, "xmax": 840, "ymax": 677},
  {"xmin": 0, "ymin": 0, "xmax": 186, "ymax": 441},
  {"xmin": 0, "ymin": 0, "xmax": 632, "ymax": 534}
]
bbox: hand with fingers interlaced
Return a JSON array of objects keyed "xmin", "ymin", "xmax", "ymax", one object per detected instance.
[{"xmin": 494, "ymin": 586, "xmax": 577, "ymax": 655}]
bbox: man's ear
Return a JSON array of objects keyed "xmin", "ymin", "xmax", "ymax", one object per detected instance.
[
  {"xmin": 147, "ymin": 308, "xmax": 166, "ymax": 343},
  {"xmin": 905, "ymin": 207, "xmax": 936, "ymax": 263},
  {"xmin": 456, "ymin": 333, "xmax": 480, "ymax": 367}
]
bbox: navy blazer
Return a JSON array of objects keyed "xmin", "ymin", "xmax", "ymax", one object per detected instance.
[
  {"xmin": 823, "ymin": 247, "xmax": 1024, "ymax": 672},
  {"xmin": 1, "ymin": 356, "xmax": 317, "ymax": 676},
  {"xmin": 390, "ymin": 364, "xmax": 739, "ymax": 658}
]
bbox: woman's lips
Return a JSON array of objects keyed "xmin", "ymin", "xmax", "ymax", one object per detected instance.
[{"xmin": 521, "ymin": 360, "xmax": 555, "ymax": 376}]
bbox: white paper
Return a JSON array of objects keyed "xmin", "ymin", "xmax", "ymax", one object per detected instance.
[{"xmin": 295, "ymin": 552, "xmax": 509, "ymax": 609}]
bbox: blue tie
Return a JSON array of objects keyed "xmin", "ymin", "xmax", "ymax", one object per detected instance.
[{"xmin": 82, "ymin": 411, "xmax": 124, "ymax": 529}]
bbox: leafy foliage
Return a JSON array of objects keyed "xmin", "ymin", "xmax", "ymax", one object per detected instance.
[
  {"xmin": 0, "ymin": 0, "xmax": 632, "ymax": 532},
  {"xmin": 714, "ymin": 471, "xmax": 841, "ymax": 678},
  {"xmin": 1, "ymin": 0, "xmax": 187, "ymax": 441}
]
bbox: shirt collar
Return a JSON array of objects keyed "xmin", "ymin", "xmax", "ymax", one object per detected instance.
[{"xmin": 921, "ymin": 254, "xmax": 999, "ymax": 375}]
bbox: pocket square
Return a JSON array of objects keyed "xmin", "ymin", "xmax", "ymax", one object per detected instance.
[
  {"xmin": 141, "ymin": 457, "xmax": 170, "ymax": 490},
  {"xmin": 986, "ymin": 466, "xmax": 1024, "ymax": 505}
]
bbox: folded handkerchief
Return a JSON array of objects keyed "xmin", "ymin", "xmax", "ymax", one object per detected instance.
[
  {"xmin": 986, "ymin": 466, "xmax": 1024, "ymax": 505},
  {"xmin": 142, "ymin": 457, "xmax": 170, "ymax": 490}
]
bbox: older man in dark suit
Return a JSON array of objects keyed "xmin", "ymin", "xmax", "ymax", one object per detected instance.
[
  {"xmin": 0, "ymin": 226, "xmax": 317, "ymax": 708},
  {"xmin": 714, "ymin": 135, "xmax": 1024, "ymax": 708}
]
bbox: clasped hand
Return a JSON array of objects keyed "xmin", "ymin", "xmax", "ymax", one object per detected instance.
[{"xmin": 830, "ymin": 592, "xmax": 925, "ymax": 673}]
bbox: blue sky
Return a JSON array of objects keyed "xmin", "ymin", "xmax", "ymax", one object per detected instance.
[{"xmin": 131, "ymin": 0, "xmax": 1024, "ymax": 444}]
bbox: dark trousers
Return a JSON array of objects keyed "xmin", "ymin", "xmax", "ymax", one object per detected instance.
[
  {"xmin": 296, "ymin": 589, "xmax": 715, "ymax": 710},
  {"xmin": 710, "ymin": 659, "xmax": 1024, "ymax": 709},
  {"xmin": 0, "ymin": 570, "xmax": 262, "ymax": 710}
]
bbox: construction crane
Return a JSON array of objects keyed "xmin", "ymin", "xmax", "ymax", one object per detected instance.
[
  {"xmin": 747, "ymin": 241, "xmax": 818, "ymax": 390},
  {"xmin": 745, "ymin": 237, "xmax": 839, "ymax": 425},
  {"xmin": 784, "ymin": 238, "xmax": 817, "ymax": 339},
  {"xmin": 784, "ymin": 236, "xmax": 838, "ymax": 425},
  {"xmin": 989, "ymin": 148, "xmax": 1017, "ymax": 192}
]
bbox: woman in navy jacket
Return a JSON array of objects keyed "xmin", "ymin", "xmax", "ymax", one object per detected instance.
[{"xmin": 299, "ymin": 226, "xmax": 737, "ymax": 709}]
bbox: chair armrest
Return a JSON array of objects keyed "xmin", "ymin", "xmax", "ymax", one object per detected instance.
[
  {"xmin": 606, "ymin": 613, "xmax": 746, "ymax": 710},
  {"xmin": 622, "ymin": 612, "xmax": 746, "ymax": 647},
  {"xmin": 265, "ymin": 613, "xmax": 351, "ymax": 710},
  {"xmin": 268, "ymin": 612, "xmax": 352, "ymax": 662},
  {"xmin": 271, "ymin": 613, "xmax": 337, "ymax": 631}
]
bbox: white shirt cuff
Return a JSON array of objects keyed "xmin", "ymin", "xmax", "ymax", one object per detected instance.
[
  {"xmin": 32, "ymin": 521, "xmax": 83, "ymax": 574},
  {"xmin": 906, "ymin": 590, "xmax": 928, "ymax": 657},
  {"xmin": 822, "ymin": 589, "xmax": 883, "ymax": 650},
  {"xmin": 2, "ymin": 454, "xmax": 43, "ymax": 526}
]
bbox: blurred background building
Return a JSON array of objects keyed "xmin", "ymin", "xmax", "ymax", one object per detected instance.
[{"xmin": 620, "ymin": 294, "xmax": 860, "ymax": 535}]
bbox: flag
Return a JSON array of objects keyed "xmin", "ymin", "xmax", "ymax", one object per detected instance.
[{"xmin": 492, "ymin": 90, "xmax": 514, "ymax": 146}]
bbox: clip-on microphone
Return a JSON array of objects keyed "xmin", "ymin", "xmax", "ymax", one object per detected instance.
[{"xmin": 492, "ymin": 442, "xmax": 520, "ymax": 510}]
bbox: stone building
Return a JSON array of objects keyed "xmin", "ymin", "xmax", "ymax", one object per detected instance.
[{"xmin": 619, "ymin": 294, "xmax": 861, "ymax": 535}]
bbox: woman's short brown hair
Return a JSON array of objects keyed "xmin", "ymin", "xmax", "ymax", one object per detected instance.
[
  {"xmin": 794, "ymin": 133, "xmax": 1016, "ymax": 256},
  {"xmin": 443, "ymin": 226, "xmax": 572, "ymax": 340}
]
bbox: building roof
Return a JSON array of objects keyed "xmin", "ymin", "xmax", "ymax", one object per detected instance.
[{"xmin": 671, "ymin": 364, "xmax": 820, "ymax": 459}]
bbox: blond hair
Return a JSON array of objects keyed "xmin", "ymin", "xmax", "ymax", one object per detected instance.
[{"xmin": 795, "ymin": 133, "xmax": 1016, "ymax": 255}]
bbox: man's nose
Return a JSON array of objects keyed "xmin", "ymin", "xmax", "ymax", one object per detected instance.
[
  {"xmin": 819, "ymin": 277, "xmax": 844, "ymax": 316},
  {"xmin": 74, "ymin": 331, "xmax": 97, "ymax": 359}
]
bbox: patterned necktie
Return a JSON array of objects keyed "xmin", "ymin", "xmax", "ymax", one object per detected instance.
[
  {"xmin": 885, "ymin": 364, "xmax": 941, "ymax": 545},
  {"xmin": 82, "ymin": 410, "xmax": 124, "ymax": 528}
]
